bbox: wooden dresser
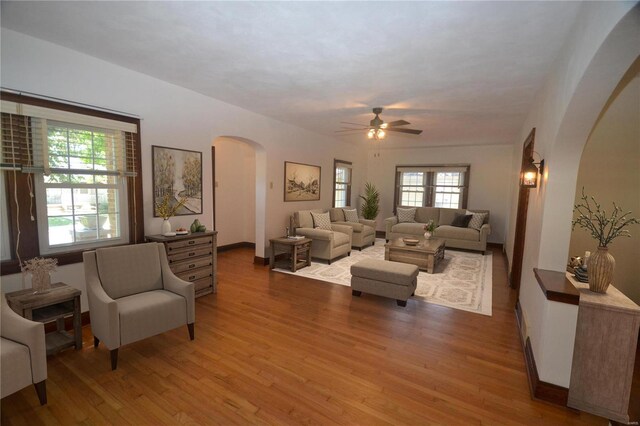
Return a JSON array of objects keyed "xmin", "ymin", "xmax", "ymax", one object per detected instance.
[{"xmin": 146, "ymin": 231, "xmax": 217, "ymax": 297}]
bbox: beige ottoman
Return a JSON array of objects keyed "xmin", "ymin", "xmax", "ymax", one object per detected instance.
[{"xmin": 350, "ymin": 259, "xmax": 419, "ymax": 307}]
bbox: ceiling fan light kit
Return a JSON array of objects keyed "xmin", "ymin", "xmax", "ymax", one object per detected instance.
[{"xmin": 338, "ymin": 107, "xmax": 423, "ymax": 140}]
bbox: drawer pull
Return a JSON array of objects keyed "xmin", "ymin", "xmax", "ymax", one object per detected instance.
[
  {"xmin": 188, "ymin": 263, "xmax": 196, "ymax": 269},
  {"xmin": 189, "ymin": 275, "xmax": 196, "ymax": 281},
  {"xmin": 188, "ymin": 241, "xmax": 195, "ymax": 245},
  {"xmin": 188, "ymin": 252, "xmax": 195, "ymax": 257}
]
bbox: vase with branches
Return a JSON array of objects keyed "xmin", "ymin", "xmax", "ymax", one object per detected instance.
[
  {"xmin": 572, "ymin": 188, "xmax": 639, "ymax": 293},
  {"xmin": 359, "ymin": 182, "xmax": 380, "ymax": 221},
  {"xmin": 22, "ymin": 257, "xmax": 58, "ymax": 293},
  {"xmin": 155, "ymin": 193, "xmax": 188, "ymax": 234}
]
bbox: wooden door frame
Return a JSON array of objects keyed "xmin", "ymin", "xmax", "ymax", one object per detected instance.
[
  {"xmin": 510, "ymin": 128, "xmax": 535, "ymax": 291},
  {"xmin": 211, "ymin": 146, "xmax": 216, "ymax": 230}
]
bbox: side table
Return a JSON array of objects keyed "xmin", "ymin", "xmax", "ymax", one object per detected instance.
[
  {"xmin": 6, "ymin": 282, "xmax": 82, "ymax": 355},
  {"xmin": 269, "ymin": 237, "xmax": 312, "ymax": 272}
]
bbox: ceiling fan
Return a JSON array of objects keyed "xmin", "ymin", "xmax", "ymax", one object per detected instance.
[{"xmin": 336, "ymin": 107, "xmax": 423, "ymax": 140}]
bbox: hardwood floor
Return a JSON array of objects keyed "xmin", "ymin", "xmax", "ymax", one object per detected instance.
[{"xmin": 1, "ymin": 246, "xmax": 606, "ymax": 425}]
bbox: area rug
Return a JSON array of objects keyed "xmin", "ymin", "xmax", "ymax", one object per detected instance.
[{"xmin": 275, "ymin": 239, "xmax": 492, "ymax": 316}]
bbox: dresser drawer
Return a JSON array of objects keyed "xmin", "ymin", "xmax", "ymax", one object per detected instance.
[
  {"xmin": 193, "ymin": 277, "xmax": 212, "ymax": 293},
  {"xmin": 168, "ymin": 246, "xmax": 213, "ymax": 263},
  {"xmin": 166, "ymin": 236, "xmax": 212, "ymax": 252},
  {"xmin": 170, "ymin": 257, "xmax": 213, "ymax": 274},
  {"xmin": 176, "ymin": 266, "xmax": 213, "ymax": 283}
]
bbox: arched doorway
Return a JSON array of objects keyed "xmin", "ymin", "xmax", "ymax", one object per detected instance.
[{"xmin": 212, "ymin": 136, "xmax": 267, "ymax": 260}]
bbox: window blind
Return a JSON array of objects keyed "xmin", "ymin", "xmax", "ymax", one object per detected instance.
[{"xmin": 1, "ymin": 101, "xmax": 137, "ymax": 177}]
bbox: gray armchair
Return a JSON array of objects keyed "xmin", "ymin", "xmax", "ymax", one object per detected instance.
[
  {"xmin": 83, "ymin": 242, "xmax": 195, "ymax": 370},
  {"xmin": 1, "ymin": 295, "xmax": 47, "ymax": 405},
  {"xmin": 329, "ymin": 207, "xmax": 376, "ymax": 250},
  {"xmin": 292, "ymin": 209, "xmax": 352, "ymax": 264}
]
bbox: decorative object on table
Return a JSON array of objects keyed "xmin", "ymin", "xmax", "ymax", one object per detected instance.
[
  {"xmin": 154, "ymin": 193, "xmax": 188, "ymax": 235},
  {"xmin": 359, "ymin": 182, "xmax": 380, "ymax": 220},
  {"xmin": 424, "ymin": 219, "xmax": 436, "ymax": 239},
  {"xmin": 572, "ymin": 188, "xmax": 639, "ymax": 293},
  {"xmin": 21, "ymin": 257, "xmax": 57, "ymax": 294},
  {"xmin": 190, "ymin": 219, "xmax": 206, "ymax": 233},
  {"xmin": 573, "ymin": 265, "xmax": 589, "ymax": 283},
  {"xmin": 402, "ymin": 238, "xmax": 420, "ymax": 246},
  {"xmin": 284, "ymin": 161, "xmax": 321, "ymax": 202},
  {"xmin": 152, "ymin": 145, "xmax": 202, "ymax": 216},
  {"xmin": 175, "ymin": 227, "xmax": 189, "ymax": 235}
]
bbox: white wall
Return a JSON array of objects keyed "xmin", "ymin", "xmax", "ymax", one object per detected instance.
[
  {"xmin": 366, "ymin": 144, "xmax": 513, "ymax": 243},
  {"xmin": 569, "ymin": 63, "xmax": 640, "ymax": 304},
  {"xmin": 214, "ymin": 137, "xmax": 257, "ymax": 247},
  {"xmin": 0, "ymin": 29, "xmax": 368, "ymax": 307},
  {"xmin": 504, "ymin": 2, "xmax": 639, "ymax": 387}
]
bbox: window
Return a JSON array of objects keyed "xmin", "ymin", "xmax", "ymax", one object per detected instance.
[
  {"xmin": 35, "ymin": 122, "xmax": 129, "ymax": 253},
  {"xmin": 394, "ymin": 165, "xmax": 469, "ymax": 210},
  {"xmin": 1, "ymin": 92, "xmax": 142, "ymax": 274},
  {"xmin": 333, "ymin": 160, "xmax": 352, "ymax": 208}
]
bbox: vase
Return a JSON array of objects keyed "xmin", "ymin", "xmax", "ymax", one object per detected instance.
[
  {"xmin": 424, "ymin": 231, "xmax": 432, "ymax": 240},
  {"xmin": 587, "ymin": 246, "xmax": 615, "ymax": 293},
  {"xmin": 32, "ymin": 271, "xmax": 51, "ymax": 294},
  {"xmin": 161, "ymin": 219, "xmax": 172, "ymax": 235}
]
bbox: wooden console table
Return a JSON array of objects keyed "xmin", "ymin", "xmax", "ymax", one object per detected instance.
[{"xmin": 6, "ymin": 282, "xmax": 82, "ymax": 355}]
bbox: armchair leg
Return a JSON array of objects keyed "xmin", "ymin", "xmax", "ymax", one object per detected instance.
[
  {"xmin": 396, "ymin": 300, "xmax": 407, "ymax": 307},
  {"xmin": 33, "ymin": 380, "xmax": 47, "ymax": 405},
  {"xmin": 187, "ymin": 323, "xmax": 195, "ymax": 340},
  {"xmin": 328, "ymin": 259, "xmax": 331, "ymax": 265},
  {"xmin": 94, "ymin": 336, "xmax": 100, "ymax": 348},
  {"xmin": 352, "ymin": 290, "xmax": 362, "ymax": 297},
  {"xmin": 110, "ymin": 349, "xmax": 119, "ymax": 370}
]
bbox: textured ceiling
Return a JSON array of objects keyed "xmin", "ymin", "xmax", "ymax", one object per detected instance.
[{"xmin": 1, "ymin": 1, "xmax": 582, "ymax": 148}]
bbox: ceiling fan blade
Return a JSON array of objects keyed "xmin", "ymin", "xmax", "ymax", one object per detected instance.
[
  {"xmin": 387, "ymin": 128, "xmax": 423, "ymax": 135},
  {"xmin": 385, "ymin": 120, "xmax": 410, "ymax": 127},
  {"xmin": 335, "ymin": 128, "xmax": 367, "ymax": 133},
  {"xmin": 340, "ymin": 121, "xmax": 369, "ymax": 127}
]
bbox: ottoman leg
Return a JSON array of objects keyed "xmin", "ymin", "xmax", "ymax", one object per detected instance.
[
  {"xmin": 396, "ymin": 299, "xmax": 407, "ymax": 307},
  {"xmin": 352, "ymin": 290, "xmax": 362, "ymax": 297}
]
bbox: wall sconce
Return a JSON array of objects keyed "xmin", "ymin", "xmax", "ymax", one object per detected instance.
[{"xmin": 520, "ymin": 154, "xmax": 544, "ymax": 188}]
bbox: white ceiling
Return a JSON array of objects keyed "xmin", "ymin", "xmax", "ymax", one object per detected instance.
[{"xmin": 1, "ymin": 1, "xmax": 582, "ymax": 148}]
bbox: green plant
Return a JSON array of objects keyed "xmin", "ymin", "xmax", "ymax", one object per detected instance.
[
  {"xmin": 424, "ymin": 220, "xmax": 436, "ymax": 233},
  {"xmin": 359, "ymin": 182, "xmax": 380, "ymax": 220},
  {"xmin": 572, "ymin": 188, "xmax": 639, "ymax": 247}
]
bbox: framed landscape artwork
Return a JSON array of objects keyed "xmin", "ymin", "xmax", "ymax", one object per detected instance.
[
  {"xmin": 284, "ymin": 161, "xmax": 321, "ymax": 202},
  {"xmin": 152, "ymin": 145, "xmax": 203, "ymax": 216}
]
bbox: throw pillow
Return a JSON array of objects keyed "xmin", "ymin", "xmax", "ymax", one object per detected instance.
[
  {"xmin": 466, "ymin": 211, "xmax": 487, "ymax": 231},
  {"xmin": 343, "ymin": 208, "xmax": 359, "ymax": 223},
  {"xmin": 397, "ymin": 207, "xmax": 417, "ymax": 223},
  {"xmin": 451, "ymin": 213, "xmax": 473, "ymax": 228},
  {"xmin": 310, "ymin": 211, "xmax": 332, "ymax": 230}
]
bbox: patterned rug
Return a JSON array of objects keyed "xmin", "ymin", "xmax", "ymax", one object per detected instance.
[{"xmin": 275, "ymin": 239, "xmax": 492, "ymax": 316}]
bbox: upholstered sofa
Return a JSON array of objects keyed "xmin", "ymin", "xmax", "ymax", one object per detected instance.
[
  {"xmin": 292, "ymin": 209, "xmax": 352, "ymax": 264},
  {"xmin": 329, "ymin": 207, "xmax": 376, "ymax": 250},
  {"xmin": 385, "ymin": 207, "xmax": 491, "ymax": 253},
  {"xmin": 1, "ymin": 295, "xmax": 47, "ymax": 405}
]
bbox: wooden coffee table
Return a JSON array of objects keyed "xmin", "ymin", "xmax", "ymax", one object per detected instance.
[{"xmin": 384, "ymin": 237, "xmax": 445, "ymax": 274}]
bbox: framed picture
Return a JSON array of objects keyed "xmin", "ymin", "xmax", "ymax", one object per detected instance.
[
  {"xmin": 284, "ymin": 161, "xmax": 321, "ymax": 202},
  {"xmin": 152, "ymin": 145, "xmax": 203, "ymax": 216}
]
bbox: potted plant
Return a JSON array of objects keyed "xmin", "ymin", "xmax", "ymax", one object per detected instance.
[
  {"xmin": 424, "ymin": 220, "xmax": 436, "ymax": 240},
  {"xmin": 359, "ymin": 182, "xmax": 380, "ymax": 222},
  {"xmin": 572, "ymin": 188, "xmax": 639, "ymax": 293}
]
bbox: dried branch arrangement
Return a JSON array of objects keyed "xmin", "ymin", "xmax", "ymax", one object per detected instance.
[
  {"xmin": 155, "ymin": 193, "xmax": 188, "ymax": 220},
  {"xmin": 572, "ymin": 188, "xmax": 639, "ymax": 247},
  {"xmin": 21, "ymin": 257, "xmax": 58, "ymax": 274}
]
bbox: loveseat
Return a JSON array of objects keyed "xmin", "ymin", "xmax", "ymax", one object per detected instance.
[
  {"xmin": 329, "ymin": 207, "xmax": 376, "ymax": 250},
  {"xmin": 385, "ymin": 207, "xmax": 491, "ymax": 253},
  {"xmin": 292, "ymin": 209, "xmax": 352, "ymax": 264}
]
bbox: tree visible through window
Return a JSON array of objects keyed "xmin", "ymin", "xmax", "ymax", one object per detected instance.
[{"xmin": 37, "ymin": 122, "xmax": 128, "ymax": 252}]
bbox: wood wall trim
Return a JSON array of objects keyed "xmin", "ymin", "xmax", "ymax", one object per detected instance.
[
  {"xmin": 254, "ymin": 256, "xmax": 269, "ymax": 266},
  {"xmin": 515, "ymin": 300, "xmax": 570, "ymax": 407},
  {"xmin": 533, "ymin": 268, "xmax": 580, "ymax": 305}
]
